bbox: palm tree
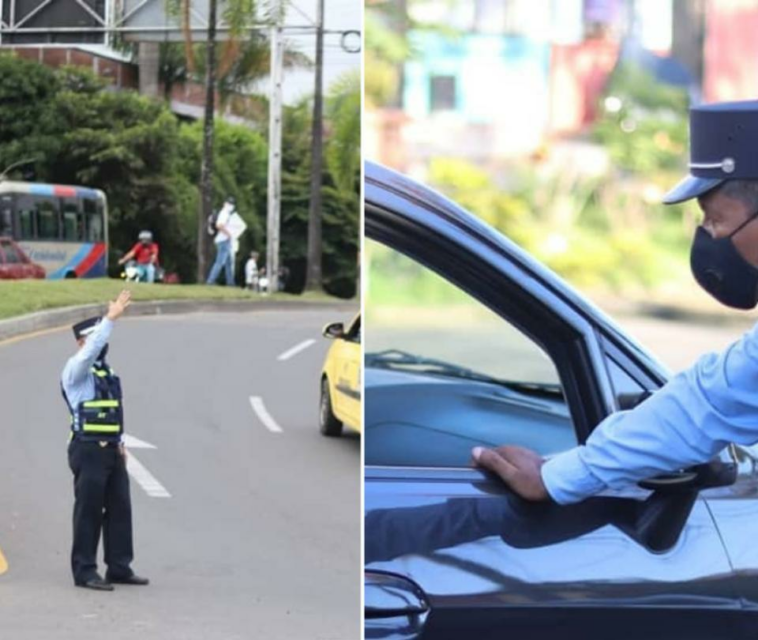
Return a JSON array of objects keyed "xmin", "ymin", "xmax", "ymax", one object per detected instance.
[
  {"xmin": 166, "ymin": 0, "xmax": 284, "ymax": 281},
  {"xmin": 161, "ymin": 36, "xmax": 310, "ymax": 114},
  {"xmin": 325, "ymin": 70, "xmax": 360, "ymax": 194},
  {"xmin": 324, "ymin": 69, "xmax": 360, "ymax": 297}
]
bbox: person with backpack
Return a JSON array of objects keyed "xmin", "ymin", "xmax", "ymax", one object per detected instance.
[{"xmin": 206, "ymin": 197, "xmax": 236, "ymax": 286}]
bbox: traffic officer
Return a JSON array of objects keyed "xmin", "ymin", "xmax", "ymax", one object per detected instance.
[
  {"xmin": 61, "ymin": 289, "xmax": 149, "ymax": 590},
  {"xmin": 472, "ymin": 99, "xmax": 758, "ymax": 504}
]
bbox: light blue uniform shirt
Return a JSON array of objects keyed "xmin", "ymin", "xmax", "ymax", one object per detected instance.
[
  {"xmin": 61, "ymin": 318, "xmax": 114, "ymax": 434},
  {"xmin": 542, "ymin": 320, "xmax": 758, "ymax": 505}
]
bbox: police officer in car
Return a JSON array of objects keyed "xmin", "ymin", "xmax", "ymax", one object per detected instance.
[
  {"xmin": 473, "ymin": 100, "xmax": 758, "ymax": 504},
  {"xmin": 61, "ymin": 290, "xmax": 149, "ymax": 590}
]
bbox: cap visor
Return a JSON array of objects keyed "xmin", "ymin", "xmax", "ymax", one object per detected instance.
[{"xmin": 662, "ymin": 175, "xmax": 724, "ymax": 205}]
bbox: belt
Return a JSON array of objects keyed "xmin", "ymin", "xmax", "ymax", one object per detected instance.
[{"xmin": 69, "ymin": 433, "xmax": 120, "ymax": 447}]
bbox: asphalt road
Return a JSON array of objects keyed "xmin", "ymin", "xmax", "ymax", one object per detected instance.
[{"xmin": 0, "ymin": 308, "xmax": 360, "ymax": 640}]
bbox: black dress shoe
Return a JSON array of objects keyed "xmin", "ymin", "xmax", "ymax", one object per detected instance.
[
  {"xmin": 106, "ymin": 573, "xmax": 149, "ymax": 586},
  {"xmin": 76, "ymin": 576, "xmax": 114, "ymax": 591}
]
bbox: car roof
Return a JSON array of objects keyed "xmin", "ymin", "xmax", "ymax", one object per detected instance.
[{"xmin": 365, "ymin": 161, "xmax": 669, "ymax": 382}]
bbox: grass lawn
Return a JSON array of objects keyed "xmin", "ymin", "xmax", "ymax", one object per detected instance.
[{"xmin": 0, "ymin": 279, "xmax": 341, "ymax": 320}]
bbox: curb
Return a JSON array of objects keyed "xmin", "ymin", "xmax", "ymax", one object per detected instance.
[{"xmin": 0, "ymin": 299, "xmax": 358, "ymax": 343}]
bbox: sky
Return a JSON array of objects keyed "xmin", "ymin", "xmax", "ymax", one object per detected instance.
[
  {"xmin": 57, "ymin": 0, "xmax": 360, "ymax": 106},
  {"xmin": 264, "ymin": 0, "xmax": 362, "ymax": 104}
]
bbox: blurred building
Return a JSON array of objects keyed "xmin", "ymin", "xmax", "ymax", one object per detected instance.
[
  {"xmin": 368, "ymin": 0, "xmax": 758, "ymax": 175},
  {"xmin": 704, "ymin": 0, "xmax": 758, "ymax": 102}
]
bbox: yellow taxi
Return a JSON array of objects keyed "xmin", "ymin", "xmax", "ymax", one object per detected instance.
[{"xmin": 320, "ymin": 314, "xmax": 361, "ymax": 436}]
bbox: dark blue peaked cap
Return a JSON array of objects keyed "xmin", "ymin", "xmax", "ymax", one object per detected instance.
[
  {"xmin": 72, "ymin": 317, "xmax": 100, "ymax": 340},
  {"xmin": 663, "ymin": 100, "xmax": 758, "ymax": 205}
]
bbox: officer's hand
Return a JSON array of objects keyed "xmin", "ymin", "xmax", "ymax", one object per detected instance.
[
  {"xmin": 119, "ymin": 443, "xmax": 127, "ymax": 459},
  {"xmin": 107, "ymin": 290, "xmax": 132, "ymax": 321},
  {"xmin": 472, "ymin": 445, "xmax": 550, "ymax": 501}
]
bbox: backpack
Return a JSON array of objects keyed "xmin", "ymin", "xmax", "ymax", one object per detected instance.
[
  {"xmin": 207, "ymin": 202, "xmax": 236, "ymax": 236},
  {"xmin": 206, "ymin": 211, "xmax": 219, "ymax": 236}
]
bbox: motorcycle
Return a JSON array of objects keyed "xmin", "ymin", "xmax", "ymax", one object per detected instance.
[{"xmin": 121, "ymin": 260, "xmax": 165, "ymax": 283}]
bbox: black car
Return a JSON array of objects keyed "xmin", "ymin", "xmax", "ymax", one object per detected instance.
[{"xmin": 364, "ymin": 161, "xmax": 758, "ymax": 639}]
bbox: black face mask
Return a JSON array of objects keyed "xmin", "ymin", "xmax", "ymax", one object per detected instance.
[
  {"xmin": 97, "ymin": 344, "xmax": 109, "ymax": 362},
  {"xmin": 690, "ymin": 214, "xmax": 758, "ymax": 310}
]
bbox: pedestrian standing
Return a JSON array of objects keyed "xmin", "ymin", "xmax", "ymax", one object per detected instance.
[
  {"xmin": 206, "ymin": 197, "xmax": 236, "ymax": 286},
  {"xmin": 61, "ymin": 290, "xmax": 149, "ymax": 590}
]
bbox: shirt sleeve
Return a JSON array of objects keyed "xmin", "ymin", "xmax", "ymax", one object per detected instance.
[
  {"xmin": 542, "ymin": 321, "xmax": 758, "ymax": 505},
  {"xmin": 63, "ymin": 318, "xmax": 114, "ymax": 386}
]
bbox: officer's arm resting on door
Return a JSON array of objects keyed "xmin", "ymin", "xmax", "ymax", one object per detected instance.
[
  {"xmin": 542, "ymin": 321, "xmax": 758, "ymax": 505},
  {"xmin": 64, "ymin": 318, "xmax": 114, "ymax": 385}
]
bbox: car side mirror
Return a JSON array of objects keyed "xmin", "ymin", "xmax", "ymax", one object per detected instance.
[
  {"xmin": 322, "ymin": 322, "xmax": 345, "ymax": 339},
  {"xmin": 638, "ymin": 458, "xmax": 737, "ymax": 494}
]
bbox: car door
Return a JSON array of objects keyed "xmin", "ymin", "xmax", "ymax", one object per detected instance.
[
  {"xmin": 364, "ymin": 163, "xmax": 749, "ymax": 640},
  {"xmin": 337, "ymin": 316, "xmax": 362, "ymax": 428},
  {"xmin": 1, "ymin": 240, "xmax": 28, "ymax": 278},
  {"xmin": 701, "ymin": 444, "xmax": 758, "ymax": 627},
  {"xmin": 0, "ymin": 241, "xmax": 7, "ymax": 278}
]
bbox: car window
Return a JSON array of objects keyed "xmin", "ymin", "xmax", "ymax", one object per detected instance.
[
  {"xmin": 84, "ymin": 198, "xmax": 104, "ymax": 243},
  {"xmin": 35, "ymin": 198, "xmax": 59, "ymax": 240},
  {"xmin": 607, "ymin": 357, "xmax": 651, "ymax": 410},
  {"xmin": 16, "ymin": 206, "xmax": 34, "ymax": 240},
  {"xmin": 1, "ymin": 242, "xmax": 22, "ymax": 264},
  {"xmin": 365, "ymin": 239, "xmax": 575, "ymax": 467},
  {"xmin": 0, "ymin": 196, "xmax": 12, "ymax": 236},
  {"xmin": 62, "ymin": 199, "xmax": 83, "ymax": 241},
  {"xmin": 345, "ymin": 317, "xmax": 361, "ymax": 344}
]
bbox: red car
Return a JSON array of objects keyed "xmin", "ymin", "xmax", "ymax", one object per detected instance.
[{"xmin": 0, "ymin": 237, "xmax": 45, "ymax": 279}]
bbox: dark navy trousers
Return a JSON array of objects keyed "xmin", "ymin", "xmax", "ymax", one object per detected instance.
[{"xmin": 67, "ymin": 439, "xmax": 134, "ymax": 584}]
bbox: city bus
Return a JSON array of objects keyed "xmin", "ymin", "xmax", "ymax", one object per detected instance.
[{"xmin": 0, "ymin": 181, "xmax": 108, "ymax": 279}]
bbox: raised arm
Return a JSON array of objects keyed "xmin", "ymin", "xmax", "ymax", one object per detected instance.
[{"xmin": 65, "ymin": 290, "xmax": 132, "ymax": 384}]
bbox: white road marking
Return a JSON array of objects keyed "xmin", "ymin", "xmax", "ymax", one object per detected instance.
[
  {"xmin": 249, "ymin": 396, "xmax": 283, "ymax": 433},
  {"xmin": 277, "ymin": 339, "xmax": 316, "ymax": 361},
  {"xmin": 123, "ymin": 434, "xmax": 157, "ymax": 449},
  {"xmin": 126, "ymin": 453, "xmax": 171, "ymax": 498},
  {"xmin": 123, "ymin": 437, "xmax": 170, "ymax": 498}
]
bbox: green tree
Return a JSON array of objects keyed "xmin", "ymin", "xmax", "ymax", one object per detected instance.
[
  {"xmin": 0, "ymin": 62, "xmax": 198, "ymax": 280},
  {"xmin": 0, "ymin": 55, "xmax": 59, "ymax": 147},
  {"xmin": 325, "ymin": 70, "xmax": 361, "ymax": 194},
  {"xmin": 0, "ymin": 54, "xmax": 355, "ymax": 293},
  {"xmin": 279, "ymin": 100, "xmax": 358, "ymax": 298},
  {"xmin": 166, "ymin": 0, "xmax": 285, "ymax": 281},
  {"xmin": 176, "ymin": 118, "xmax": 268, "ymax": 280}
]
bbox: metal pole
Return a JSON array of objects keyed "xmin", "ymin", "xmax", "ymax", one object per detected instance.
[
  {"xmin": 197, "ymin": 0, "xmax": 217, "ymax": 283},
  {"xmin": 304, "ymin": 0, "xmax": 324, "ymax": 291},
  {"xmin": 266, "ymin": 4, "xmax": 283, "ymax": 294}
]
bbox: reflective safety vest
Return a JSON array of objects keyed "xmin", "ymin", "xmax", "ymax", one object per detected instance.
[{"xmin": 62, "ymin": 363, "xmax": 124, "ymax": 442}]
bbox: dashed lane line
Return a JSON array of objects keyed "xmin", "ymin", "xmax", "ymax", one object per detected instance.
[
  {"xmin": 126, "ymin": 452, "xmax": 171, "ymax": 498},
  {"xmin": 249, "ymin": 396, "xmax": 284, "ymax": 433},
  {"xmin": 277, "ymin": 339, "xmax": 316, "ymax": 362}
]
